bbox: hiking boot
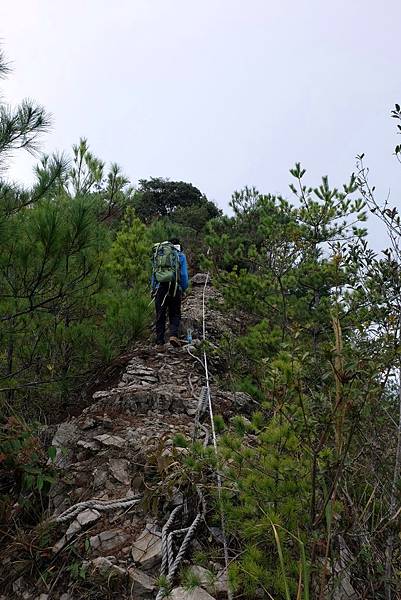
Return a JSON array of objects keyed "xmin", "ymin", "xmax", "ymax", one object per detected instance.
[
  {"xmin": 169, "ymin": 336, "xmax": 181, "ymax": 347},
  {"xmin": 155, "ymin": 341, "xmax": 166, "ymax": 351}
]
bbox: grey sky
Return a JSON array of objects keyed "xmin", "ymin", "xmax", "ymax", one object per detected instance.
[{"xmin": 1, "ymin": 0, "xmax": 400, "ymax": 247}]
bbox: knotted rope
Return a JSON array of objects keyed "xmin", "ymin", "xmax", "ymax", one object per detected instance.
[{"xmin": 156, "ymin": 503, "xmax": 202, "ymax": 600}]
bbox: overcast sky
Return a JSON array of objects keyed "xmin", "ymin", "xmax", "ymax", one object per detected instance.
[{"xmin": 1, "ymin": 0, "xmax": 400, "ymax": 246}]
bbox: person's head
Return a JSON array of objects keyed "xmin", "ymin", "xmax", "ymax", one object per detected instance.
[{"xmin": 169, "ymin": 238, "xmax": 182, "ymax": 252}]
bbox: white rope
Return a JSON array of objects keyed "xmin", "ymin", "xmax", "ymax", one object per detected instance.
[
  {"xmin": 53, "ymin": 496, "xmax": 141, "ymax": 523},
  {"xmin": 160, "ymin": 505, "xmax": 182, "ymax": 575},
  {"xmin": 186, "ymin": 344, "xmax": 205, "ymax": 368},
  {"xmin": 192, "ymin": 386, "xmax": 208, "ymax": 443},
  {"xmin": 156, "ymin": 513, "xmax": 202, "ymax": 600},
  {"xmin": 167, "ymin": 526, "xmax": 190, "ymax": 571},
  {"xmin": 155, "ymin": 270, "xmax": 232, "ymax": 599},
  {"xmin": 201, "ymin": 271, "xmax": 233, "ymax": 600}
]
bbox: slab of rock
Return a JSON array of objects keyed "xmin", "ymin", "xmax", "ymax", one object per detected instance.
[
  {"xmin": 80, "ymin": 417, "xmax": 95, "ymax": 430},
  {"xmin": 188, "ymin": 566, "xmax": 213, "ymax": 588},
  {"xmin": 88, "ymin": 556, "xmax": 126, "ymax": 577},
  {"xmin": 51, "ymin": 422, "xmax": 81, "ymax": 467},
  {"xmin": 187, "ymin": 566, "xmax": 228, "ymax": 598},
  {"xmin": 77, "ymin": 440, "xmax": 99, "ymax": 451},
  {"xmin": 92, "ymin": 466, "xmax": 108, "ymax": 489},
  {"xmin": 170, "ymin": 587, "xmax": 216, "ymax": 600},
  {"xmin": 109, "ymin": 458, "xmax": 130, "ymax": 485},
  {"xmin": 52, "ymin": 535, "xmax": 67, "ymax": 553},
  {"xmin": 92, "ymin": 390, "xmax": 113, "ymax": 400},
  {"xmin": 94, "ymin": 434, "xmax": 126, "ymax": 448},
  {"xmin": 76, "ymin": 508, "xmax": 101, "ymax": 526},
  {"xmin": 90, "ymin": 529, "xmax": 131, "ymax": 553},
  {"xmin": 131, "ymin": 524, "xmax": 162, "ymax": 569},
  {"xmin": 65, "ymin": 519, "xmax": 81, "ymax": 540},
  {"xmin": 128, "ymin": 567, "xmax": 156, "ymax": 596}
]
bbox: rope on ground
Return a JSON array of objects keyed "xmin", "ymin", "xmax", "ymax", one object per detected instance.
[
  {"xmin": 160, "ymin": 505, "xmax": 182, "ymax": 576},
  {"xmin": 201, "ymin": 271, "xmax": 233, "ymax": 600},
  {"xmin": 156, "ymin": 509, "xmax": 202, "ymax": 600},
  {"xmin": 156, "ymin": 270, "xmax": 232, "ymax": 599},
  {"xmin": 53, "ymin": 496, "xmax": 141, "ymax": 523},
  {"xmin": 192, "ymin": 385, "xmax": 208, "ymax": 443}
]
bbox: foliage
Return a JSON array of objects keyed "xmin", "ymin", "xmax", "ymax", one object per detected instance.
[
  {"xmin": 0, "ymin": 53, "xmax": 149, "ymax": 418},
  {"xmin": 107, "ymin": 208, "xmax": 151, "ymax": 289},
  {"xmin": 134, "ymin": 177, "xmax": 221, "ymax": 269},
  {"xmin": 0, "ymin": 416, "xmax": 55, "ymax": 524},
  {"xmin": 133, "ymin": 177, "xmax": 219, "ymax": 223},
  {"xmin": 1, "ymin": 43, "xmax": 400, "ymax": 599},
  {"xmin": 204, "ymin": 163, "xmax": 400, "ymax": 597},
  {"xmin": 0, "ymin": 47, "xmax": 50, "ymax": 169}
]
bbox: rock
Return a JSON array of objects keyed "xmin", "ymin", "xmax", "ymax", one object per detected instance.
[
  {"xmin": 214, "ymin": 569, "xmax": 229, "ymax": 597},
  {"xmin": 141, "ymin": 376, "xmax": 159, "ymax": 383},
  {"xmin": 76, "ymin": 508, "xmax": 101, "ymax": 526},
  {"xmin": 332, "ymin": 536, "xmax": 358, "ymax": 599},
  {"xmin": 170, "ymin": 587, "xmax": 216, "ymax": 600},
  {"xmin": 109, "ymin": 458, "xmax": 130, "ymax": 485},
  {"xmin": 12, "ymin": 577, "xmax": 24, "ymax": 594},
  {"xmin": 128, "ymin": 567, "xmax": 156, "ymax": 596},
  {"xmin": 187, "ymin": 566, "xmax": 228, "ymax": 597},
  {"xmin": 65, "ymin": 519, "xmax": 81, "ymax": 540},
  {"xmin": 92, "ymin": 466, "xmax": 108, "ymax": 488},
  {"xmin": 60, "ymin": 595, "xmax": 70, "ymax": 600},
  {"xmin": 125, "ymin": 428, "xmax": 139, "ymax": 443},
  {"xmin": 188, "ymin": 565, "xmax": 213, "ymax": 588},
  {"xmin": 90, "ymin": 529, "xmax": 131, "ymax": 553},
  {"xmin": 94, "ymin": 434, "xmax": 126, "ymax": 448},
  {"xmin": 131, "ymin": 524, "xmax": 162, "ymax": 569},
  {"xmin": 52, "ymin": 535, "xmax": 67, "ymax": 553},
  {"xmin": 54, "ymin": 512, "xmax": 98, "ymax": 550},
  {"xmin": 80, "ymin": 417, "xmax": 95, "ymax": 430},
  {"xmin": 92, "ymin": 390, "xmax": 112, "ymax": 400},
  {"xmin": 51, "ymin": 422, "xmax": 81, "ymax": 467},
  {"xmin": 232, "ymin": 391, "xmax": 253, "ymax": 409},
  {"xmin": 89, "ymin": 556, "xmax": 126, "ymax": 577},
  {"xmin": 171, "ymin": 489, "xmax": 184, "ymax": 507},
  {"xmin": 101, "ymin": 415, "xmax": 113, "ymax": 429},
  {"xmin": 191, "ymin": 273, "xmax": 211, "ymax": 286},
  {"xmin": 77, "ymin": 440, "xmax": 99, "ymax": 451}
]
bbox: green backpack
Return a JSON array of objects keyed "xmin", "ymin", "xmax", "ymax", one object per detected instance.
[{"xmin": 152, "ymin": 241, "xmax": 180, "ymax": 289}]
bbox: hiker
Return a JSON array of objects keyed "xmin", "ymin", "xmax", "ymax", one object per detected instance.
[{"xmin": 151, "ymin": 238, "xmax": 189, "ymax": 347}]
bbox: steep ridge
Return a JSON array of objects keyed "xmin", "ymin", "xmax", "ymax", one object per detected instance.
[{"xmin": 6, "ymin": 275, "xmax": 251, "ymax": 600}]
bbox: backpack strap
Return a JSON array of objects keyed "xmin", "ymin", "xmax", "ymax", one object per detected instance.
[
  {"xmin": 173, "ymin": 249, "xmax": 179, "ymax": 297},
  {"xmin": 151, "ymin": 242, "xmax": 162, "ymax": 289}
]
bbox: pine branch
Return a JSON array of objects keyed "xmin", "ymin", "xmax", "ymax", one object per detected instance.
[
  {"xmin": 0, "ymin": 48, "xmax": 11, "ymax": 79},
  {"xmin": 0, "ymin": 99, "xmax": 51, "ymax": 167}
]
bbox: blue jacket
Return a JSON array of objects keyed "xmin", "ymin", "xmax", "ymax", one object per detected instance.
[
  {"xmin": 178, "ymin": 252, "xmax": 189, "ymax": 291},
  {"xmin": 152, "ymin": 251, "xmax": 189, "ymax": 291}
]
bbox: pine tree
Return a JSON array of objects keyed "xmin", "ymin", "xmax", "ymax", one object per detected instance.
[{"xmin": 203, "ymin": 166, "xmax": 400, "ymax": 597}]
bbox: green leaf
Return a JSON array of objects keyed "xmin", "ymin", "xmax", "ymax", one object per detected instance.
[
  {"xmin": 47, "ymin": 446, "xmax": 57, "ymax": 461},
  {"xmin": 36, "ymin": 474, "xmax": 44, "ymax": 492}
]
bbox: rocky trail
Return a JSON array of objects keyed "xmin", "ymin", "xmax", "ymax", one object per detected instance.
[{"xmin": 3, "ymin": 275, "xmax": 252, "ymax": 600}]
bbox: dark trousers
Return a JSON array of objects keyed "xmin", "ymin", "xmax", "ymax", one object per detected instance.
[{"xmin": 155, "ymin": 284, "xmax": 182, "ymax": 344}]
